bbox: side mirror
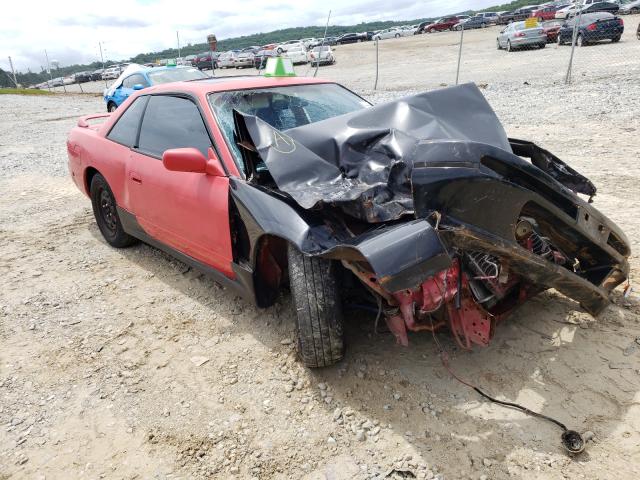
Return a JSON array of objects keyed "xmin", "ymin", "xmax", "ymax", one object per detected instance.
[
  {"xmin": 162, "ymin": 147, "xmax": 225, "ymax": 176},
  {"xmin": 133, "ymin": 83, "xmax": 146, "ymax": 90}
]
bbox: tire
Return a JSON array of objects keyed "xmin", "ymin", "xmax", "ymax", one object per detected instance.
[
  {"xmin": 395, "ymin": 33, "xmax": 400, "ymax": 38},
  {"xmin": 107, "ymin": 102, "xmax": 117, "ymax": 113},
  {"xmin": 287, "ymin": 245, "xmax": 344, "ymax": 368},
  {"xmin": 90, "ymin": 174, "xmax": 137, "ymax": 248},
  {"xmin": 277, "ymin": 48, "xmax": 284, "ymax": 54},
  {"xmin": 611, "ymin": 36, "xmax": 621, "ymax": 42},
  {"xmin": 482, "ymin": 23, "xmax": 487, "ymax": 28},
  {"xmin": 496, "ymin": 38, "xmax": 502, "ymax": 49},
  {"xmin": 507, "ymin": 40, "xmax": 513, "ymax": 51},
  {"xmin": 557, "ymin": 34, "xmax": 564, "ymax": 45},
  {"xmin": 577, "ymin": 33, "xmax": 585, "ymax": 47},
  {"xmin": 539, "ymin": 42, "xmax": 546, "ymax": 48}
]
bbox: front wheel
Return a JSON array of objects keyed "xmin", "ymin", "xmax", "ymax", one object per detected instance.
[
  {"xmin": 107, "ymin": 102, "xmax": 117, "ymax": 113},
  {"xmin": 539, "ymin": 42, "xmax": 546, "ymax": 49},
  {"xmin": 577, "ymin": 34, "xmax": 586, "ymax": 47},
  {"xmin": 287, "ymin": 245, "xmax": 344, "ymax": 368},
  {"xmin": 90, "ymin": 174, "xmax": 137, "ymax": 248},
  {"xmin": 496, "ymin": 38, "xmax": 502, "ymax": 49},
  {"xmin": 507, "ymin": 40, "xmax": 513, "ymax": 51},
  {"xmin": 611, "ymin": 36, "xmax": 620, "ymax": 43}
]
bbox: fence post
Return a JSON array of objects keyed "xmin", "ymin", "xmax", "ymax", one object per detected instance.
[
  {"xmin": 565, "ymin": 9, "xmax": 584, "ymax": 84},
  {"xmin": 374, "ymin": 38, "xmax": 379, "ymax": 90},
  {"xmin": 456, "ymin": 25, "xmax": 464, "ymax": 85}
]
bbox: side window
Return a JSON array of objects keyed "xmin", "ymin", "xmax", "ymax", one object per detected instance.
[
  {"xmin": 123, "ymin": 74, "xmax": 147, "ymax": 89},
  {"xmin": 107, "ymin": 96, "xmax": 148, "ymax": 147},
  {"xmin": 138, "ymin": 95, "xmax": 212, "ymax": 158}
]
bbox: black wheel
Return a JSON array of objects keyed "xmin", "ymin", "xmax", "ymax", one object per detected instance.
[
  {"xmin": 277, "ymin": 48, "xmax": 284, "ymax": 54},
  {"xmin": 611, "ymin": 36, "xmax": 620, "ymax": 43},
  {"xmin": 539, "ymin": 42, "xmax": 546, "ymax": 48},
  {"xmin": 287, "ymin": 244, "xmax": 344, "ymax": 368},
  {"xmin": 496, "ymin": 38, "xmax": 502, "ymax": 49},
  {"xmin": 107, "ymin": 102, "xmax": 117, "ymax": 113},
  {"xmin": 90, "ymin": 174, "xmax": 137, "ymax": 248},
  {"xmin": 482, "ymin": 23, "xmax": 487, "ymax": 28},
  {"xmin": 577, "ymin": 34, "xmax": 586, "ymax": 47},
  {"xmin": 557, "ymin": 35, "xmax": 564, "ymax": 45},
  {"xmin": 507, "ymin": 40, "xmax": 513, "ymax": 51}
]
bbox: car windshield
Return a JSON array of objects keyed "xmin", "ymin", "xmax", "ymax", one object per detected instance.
[
  {"xmin": 209, "ymin": 84, "xmax": 370, "ymax": 171},
  {"xmin": 148, "ymin": 67, "xmax": 207, "ymax": 84}
]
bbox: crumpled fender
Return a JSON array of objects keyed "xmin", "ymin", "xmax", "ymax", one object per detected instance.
[{"xmin": 230, "ymin": 179, "xmax": 451, "ymax": 292}]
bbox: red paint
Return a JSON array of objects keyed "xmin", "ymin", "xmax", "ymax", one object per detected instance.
[{"xmin": 67, "ymin": 76, "xmax": 334, "ymax": 280}]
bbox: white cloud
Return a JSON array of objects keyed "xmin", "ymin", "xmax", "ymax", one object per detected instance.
[{"xmin": 0, "ymin": 0, "xmax": 497, "ymax": 72}]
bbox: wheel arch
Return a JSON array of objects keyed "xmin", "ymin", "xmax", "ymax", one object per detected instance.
[{"xmin": 84, "ymin": 166, "xmax": 101, "ymax": 196}]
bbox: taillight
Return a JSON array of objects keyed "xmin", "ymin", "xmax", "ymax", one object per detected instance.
[
  {"xmin": 515, "ymin": 32, "xmax": 526, "ymax": 37},
  {"xmin": 586, "ymin": 23, "xmax": 596, "ymax": 31},
  {"xmin": 618, "ymin": 18, "xmax": 624, "ymax": 26}
]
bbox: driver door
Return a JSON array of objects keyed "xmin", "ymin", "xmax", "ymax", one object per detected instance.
[{"xmin": 126, "ymin": 94, "xmax": 234, "ymax": 277}]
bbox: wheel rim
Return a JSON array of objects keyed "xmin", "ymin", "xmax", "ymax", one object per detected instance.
[
  {"xmin": 507, "ymin": 41, "xmax": 511, "ymax": 51},
  {"xmin": 577, "ymin": 35, "xmax": 583, "ymax": 46},
  {"xmin": 98, "ymin": 188, "xmax": 117, "ymax": 234},
  {"xmin": 108, "ymin": 104, "xmax": 116, "ymax": 112}
]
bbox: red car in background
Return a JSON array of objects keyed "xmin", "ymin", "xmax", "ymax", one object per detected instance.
[
  {"xmin": 532, "ymin": 5, "xmax": 565, "ymax": 21},
  {"xmin": 540, "ymin": 19, "xmax": 563, "ymax": 42},
  {"xmin": 423, "ymin": 16, "xmax": 462, "ymax": 33}
]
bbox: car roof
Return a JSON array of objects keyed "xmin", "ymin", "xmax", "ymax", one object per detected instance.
[{"xmin": 140, "ymin": 75, "xmax": 332, "ymax": 96}]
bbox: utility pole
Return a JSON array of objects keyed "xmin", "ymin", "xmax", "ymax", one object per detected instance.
[
  {"xmin": 177, "ymin": 31, "xmax": 181, "ymax": 61},
  {"xmin": 7, "ymin": 56, "xmax": 18, "ymax": 88},
  {"xmin": 99, "ymin": 42, "xmax": 107, "ymax": 87},
  {"xmin": 44, "ymin": 49, "xmax": 53, "ymax": 92}
]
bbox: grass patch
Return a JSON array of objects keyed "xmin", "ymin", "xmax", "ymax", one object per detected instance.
[{"xmin": 0, "ymin": 88, "xmax": 53, "ymax": 95}]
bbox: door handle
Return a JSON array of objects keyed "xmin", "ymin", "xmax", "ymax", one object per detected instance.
[{"xmin": 130, "ymin": 172, "xmax": 142, "ymax": 184}]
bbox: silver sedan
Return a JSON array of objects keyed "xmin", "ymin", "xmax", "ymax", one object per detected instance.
[{"xmin": 496, "ymin": 21, "xmax": 548, "ymax": 51}]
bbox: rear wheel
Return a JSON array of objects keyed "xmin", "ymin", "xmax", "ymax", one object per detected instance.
[
  {"xmin": 577, "ymin": 33, "xmax": 586, "ymax": 47},
  {"xmin": 611, "ymin": 36, "xmax": 621, "ymax": 43},
  {"xmin": 287, "ymin": 245, "xmax": 344, "ymax": 368},
  {"xmin": 107, "ymin": 102, "xmax": 117, "ymax": 113},
  {"xmin": 539, "ymin": 42, "xmax": 546, "ymax": 48},
  {"xmin": 90, "ymin": 174, "xmax": 137, "ymax": 248},
  {"xmin": 507, "ymin": 40, "xmax": 513, "ymax": 51},
  {"xmin": 496, "ymin": 38, "xmax": 502, "ymax": 49},
  {"xmin": 482, "ymin": 22, "xmax": 487, "ymax": 28},
  {"xmin": 557, "ymin": 34, "xmax": 564, "ymax": 45}
]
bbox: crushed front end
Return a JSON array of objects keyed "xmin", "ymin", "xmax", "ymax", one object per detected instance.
[{"xmin": 231, "ymin": 83, "xmax": 630, "ymax": 349}]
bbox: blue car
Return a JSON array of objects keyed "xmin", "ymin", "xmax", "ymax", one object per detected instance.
[{"xmin": 104, "ymin": 66, "xmax": 207, "ymax": 112}]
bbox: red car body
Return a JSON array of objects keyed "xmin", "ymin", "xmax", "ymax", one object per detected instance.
[
  {"xmin": 67, "ymin": 76, "xmax": 327, "ymax": 280},
  {"xmin": 532, "ymin": 6, "xmax": 560, "ymax": 21},
  {"xmin": 423, "ymin": 16, "xmax": 461, "ymax": 33}
]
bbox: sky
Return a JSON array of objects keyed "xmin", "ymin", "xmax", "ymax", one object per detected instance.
[{"xmin": 0, "ymin": 0, "xmax": 499, "ymax": 73}]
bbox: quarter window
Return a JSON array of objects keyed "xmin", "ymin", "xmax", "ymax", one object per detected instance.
[
  {"xmin": 106, "ymin": 96, "xmax": 148, "ymax": 147},
  {"xmin": 138, "ymin": 95, "xmax": 212, "ymax": 158},
  {"xmin": 123, "ymin": 74, "xmax": 147, "ymax": 89}
]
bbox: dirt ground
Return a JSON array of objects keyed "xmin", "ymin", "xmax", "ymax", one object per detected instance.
[{"xmin": 1, "ymin": 18, "xmax": 640, "ymax": 480}]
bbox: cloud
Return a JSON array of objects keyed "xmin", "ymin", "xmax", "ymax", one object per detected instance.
[
  {"xmin": 0, "ymin": 0, "xmax": 500, "ymax": 72},
  {"xmin": 57, "ymin": 15, "xmax": 151, "ymax": 28}
]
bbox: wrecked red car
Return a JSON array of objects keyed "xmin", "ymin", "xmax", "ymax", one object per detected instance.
[{"xmin": 67, "ymin": 75, "xmax": 630, "ymax": 368}]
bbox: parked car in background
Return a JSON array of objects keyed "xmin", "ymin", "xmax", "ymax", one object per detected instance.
[
  {"xmin": 284, "ymin": 45, "xmax": 308, "ymax": 64},
  {"xmin": 475, "ymin": 12, "xmax": 500, "ymax": 24},
  {"xmin": 557, "ymin": 11, "xmax": 624, "ymax": 45},
  {"xmin": 414, "ymin": 20, "xmax": 434, "ymax": 33},
  {"xmin": 497, "ymin": 20, "xmax": 547, "ymax": 50},
  {"xmin": 556, "ymin": 4, "xmax": 579, "ymax": 18},
  {"xmin": 620, "ymin": 0, "xmax": 640, "ymax": 13},
  {"xmin": 532, "ymin": 5, "xmax": 566, "ymax": 21},
  {"xmin": 254, "ymin": 50, "xmax": 277, "ymax": 69},
  {"xmin": 104, "ymin": 66, "xmax": 207, "ymax": 112},
  {"xmin": 373, "ymin": 27, "xmax": 412, "ymax": 39},
  {"xmin": 217, "ymin": 51, "xmax": 237, "ymax": 69},
  {"xmin": 309, "ymin": 45, "xmax": 335, "ymax": 66},
  {"xmin": 498, "ymin": 6, "xmax": 541, "ymax": 24},
  {"xmin": 192, "ymin": 52, "xmax": 219, "ymax": 70},
  {"xmin": 234, "ymin": 51, "xmax": 255, "ymax": 69},
  {"xmin": 74, "ymin": 71, "xmax": 92, "ymax": 83},
  {"xmin": 540, "ymin": 19, "xmax": 564, "ymax": 42},
  {"xmin": 423, "ymin": 16, "xmax": 461, "ymax": 32},
  {"xmin": 310, "ymin": 36, "xmax": 338, "ymax": 47},
  {"xmin": 276, "ymin": 40, "xmax": 303, "ymax": 53},
  {"xmin": 336, "ymin": 32, "xmax": 367, "ymax": 44},
  {"xmin": 90, "ymin": 69, "xmax": 104, "ymax": 81},
  {"xmin": 299, "ymin": 38, "xmax": 317, "ymax": 49},
  {"xmin": 455, "ymin": 15, "xmax": 491, "ymax": 29},
  {"xmin": 571, "ymin": 1, "xmax": 620, "ymax": 16},
  {"xmin": 102, "ymin": 67, "xmax": 120, "ymax": 80}
]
